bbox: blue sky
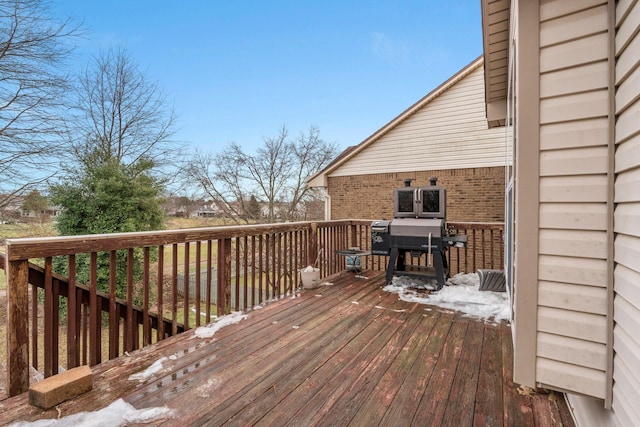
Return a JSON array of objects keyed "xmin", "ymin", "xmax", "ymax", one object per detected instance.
[{"xmin": 53, "ymin": 1, "xmax": 482, "ymax": 154}]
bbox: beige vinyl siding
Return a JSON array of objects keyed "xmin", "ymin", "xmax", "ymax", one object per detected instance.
[
  {"xmin": 539, "ymin": 203, "xmax": 607, "ymax": 230},
  {"xmin": 539, "ymin": 229, "xmax": 608, "ymax": 258},
  {"xmin": 536, "ymin": 0, "xmax": 610, "ymax": 399},
  {"xmin": 614, "ymin": 0, "xmax": 640, "ymax": 423},
  {"xmin": 537, "ymin": 332, "xmax": 607, "ymax": 370},
  {"xmin": 331, "ymin": 67, "xmax": 505, "ymax": 177},
  {"xmin": 539, "ymin": 118, "xmax": 609, "ymax": 150}
]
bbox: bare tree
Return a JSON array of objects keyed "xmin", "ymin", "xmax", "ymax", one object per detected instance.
[
  {"xmin": 187, "ymin": 125, "xmax": 338, "ymax": 224},
  {"xmin": 0, "ymin": 0, "xmax": 81, "ymax": 207},
  {"xmin": 188, "ymin": 144, "xmax": 252, "ymax": 223},
  {"xmin": 68, "ymin": 46, "xmax": 178, "ymax": 175},
  {"xmin": 287, "ymin": 126, "xmax": 338, "ymax": 220}
]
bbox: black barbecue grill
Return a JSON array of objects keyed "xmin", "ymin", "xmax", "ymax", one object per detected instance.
[{"xmin": 371, "ymin": 178, "xmax": 467, "ymax": 290}]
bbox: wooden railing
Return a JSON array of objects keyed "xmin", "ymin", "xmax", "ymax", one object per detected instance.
[
  {"xmin": 447, "ymin": 222, "xmax": 505, "ymax": 273},
  {"xmin": 2, "ymin": 219, "xmax": 503, "ymax": 397}
]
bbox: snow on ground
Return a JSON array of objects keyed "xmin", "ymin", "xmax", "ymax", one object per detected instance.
[
  {"xmin": 193, "ymin": 311, "xmax": 248, "ymax": 339},
  {"xmin": 383, "ymin": 273, "xmax": 510, "ymax": 322},
  {"xmin": 9, "ymin": 398, "xmax": 172, "ymax": 426}
]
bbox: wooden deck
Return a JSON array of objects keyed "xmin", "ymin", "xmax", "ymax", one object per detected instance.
[{"xmin": 1, "ymin": 271, "xmax": 574, "ymax": 426}]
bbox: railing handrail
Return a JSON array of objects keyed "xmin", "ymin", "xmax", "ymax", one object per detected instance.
[
  {"xmin": 3, "ymin": 219, "xmax": 498, "ymax": 260},
  {"xmin": 4, "ymin": 221, "xmax": 317, "ymax": 260},
  {"xmin": 447, "ymin": 221, "xmax": 505, "ymax": 230}
]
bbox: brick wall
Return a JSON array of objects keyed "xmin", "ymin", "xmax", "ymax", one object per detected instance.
[{"xmin": 327, "ymin": 167, "xmax": 505, "ymax": 222}]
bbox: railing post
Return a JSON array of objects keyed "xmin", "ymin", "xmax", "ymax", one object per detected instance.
[
  {"xmin": 217, "ymin": 238, "xmax": 232, "ymax": 316},
  {"xmin": 350, "ymin": 223, "xmax": 359, "ymax": 249},
  {"xmin": 6, "ymin": 254, "xmax": 30, "ymax": 397},
  {"xmin": 308, "ymin": 222, "xmax": 318, "ymax": 268}
]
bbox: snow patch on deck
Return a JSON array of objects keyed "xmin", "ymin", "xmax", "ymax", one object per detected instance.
[
  {"xmin": 193, "ymin": 311, "xmax": 248, "ymax": 339},
  {"xmin": 383, "ymin": 273, "xmax": 510, "ymax": 321},
  {"xmin": 10, "ymin": 398, "xmax": 171, "ymax": 426},
  {"xmin": 128, "ymin": 357, "xmax": 168, "ymax": 382}
]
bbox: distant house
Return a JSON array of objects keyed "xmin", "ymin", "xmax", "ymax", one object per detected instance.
[
  {"xmin": 0, "ymin": 194, "xmax": 59, "ymax": 221},
  {"xmin": 481, "ymin": 0, "xmax": 640, "ymax": 425},
  {"xmin": 195, "ymin": 204, "xmax": 219, "ymax": 218},
  {"xmin": 308, "ymin": 56, "xmax": 506, "ymax": 223}
]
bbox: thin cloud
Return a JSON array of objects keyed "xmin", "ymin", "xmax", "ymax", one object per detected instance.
[{"xmin": 370, "ymin": 31, "xmax": 411, "ymax": 62}]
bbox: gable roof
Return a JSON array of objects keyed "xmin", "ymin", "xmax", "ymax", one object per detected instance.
[{"xmin": 308, "ymin": 56, "xmax": 484, "ymax": 187}]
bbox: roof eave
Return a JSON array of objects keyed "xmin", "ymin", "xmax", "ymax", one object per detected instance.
[{"xmin": 481, "ymin": 0, "xmax": 511, "ymax": 128}]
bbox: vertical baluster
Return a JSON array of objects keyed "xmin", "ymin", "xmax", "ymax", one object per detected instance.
[
  {"xmin": 291, "ymin": 231, "xmax": 297, "ymax": 290},
  {"xmin": 206, "ymin": 240, "xmax": 212, "ymax": 322},
  {"xmin": 289, "ymin": 232, "xmax": 294, "ymax": 293},
  {"xmin": 250, "ymin": 235, "xmax": 256, "ymax": 308},
  {"xmin": 52, "ymin": 276, "xmax": 60, "ymax": 375},
  {"xmin": 490, "ymin": 228, "xmax": 495, "ymax": 270},
  {"xmin": 67, "ymin": 255, "xmax": 79, "ymax": 368},
  {"xmin": 284, "ymin": 231, "xmax": 288, "ymax": 293},
  {"xmin": 288, "ymin": 231, "xmax": 293, "ymax": 294},
  {"xmin": 235, "ymin": 238, "xmax": 240, "ymax": 310},
  {"xmin": 460, "ymin": 229, "xmax": 467, "ymax": 273},
  {"xmin": 271, "ymin": 233, "xmax": 282, "ymax": 298},
  {"xmin": 243, "ymin": 236, "xmax": 248, "ymax": 310},
  {"xmin": 172, "ymin": 243, "xmax": 178, "ymax": 335},
  {"xmin": 500, "ymin": 227, "xmax": 505, "ymax": 268},
  {"xmin": 481, "ymin": 229, "xmax": 487, "ymax": 269},
  {"xmin": 109, "ymin": 250, "xmax": 118, "ymax": 360},
  {"xmin": 301, "ymin": 229, "xmax": 306, "ymax": 275},
  {"xmin": 183, "ymin": 241, "xmax": 190, "ymax": 330},
  {"xmin": 43, "ymin": 257, "xmax": 53, "ymax": 377},
  {"xmin": 296, "ymin": 229, "xmax": 301, "ymax": 277},
  {"xmin": 274, "ymin": 233, "xmax": 278, "ymax": 296},
  {"xmin": 217, "ymin": 238, "xmax": 232, "ymax": 315},
  {"xmin": 31, "ymin": 282, "xmax": 38, "ymax": 373},
  {"xmin": 258, "ymin": 235, "xmax": 264, "ymax": 304},
  {"xmin": 143, "ymin": 247, "xmax": 151, "ymax": 347},
  {"xmin": 264, "ymin": 234, "xmax": 270, "ymax": 300},
  {"xmin": 471, "ymin": 229, "xmax": 477, "ymax": 272},
  {"xmin": 81, "ymin": 303, "xmax": 88, "ymax": 366},
  {"xmin": 126, "ymin": 248, "xmax": 134, "ymax": 352},
  {"xmin": 195, "ymin": 241, "xmax": 201, "ymax": 327},
  {"xmin": 459, "ymin": 237, "xmax": 464, "ymax": 275},
  {"xmin": 89, "ymin": 252, "xmax": 100, "ymax": 365},
  {"xmin": 263, "ymin": 234, "xmax": 270, "ymax": 300},
  {"xmin": 157, "ymin": 245, "xmax": 165, "ymax": 341},
  {"xmin": 328, "ymin": 226, "xmax": 333, "ymax": 275}
]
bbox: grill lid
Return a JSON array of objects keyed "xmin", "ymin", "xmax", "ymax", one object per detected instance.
[{"xmin": 390, "ymin": 218, "xmax": 443, "ymax": 238}]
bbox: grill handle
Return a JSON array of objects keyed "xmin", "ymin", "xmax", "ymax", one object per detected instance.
[{"xmin": 428, "ymin": 232, "xmax": 432, "ymax": 267}]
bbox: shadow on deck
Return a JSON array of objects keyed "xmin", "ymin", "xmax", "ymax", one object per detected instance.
[{"xmin": 0, "ymin": 271, "xmax": 574, "ymax": 426}]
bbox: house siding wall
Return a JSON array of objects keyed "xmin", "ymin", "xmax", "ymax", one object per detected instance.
[
  {"xmin": 326, "ymin": 166, "xmax": 504, "ymax": 222},
  {"xmin": 330, "ymin": 67, "xmax": 506, "ymax": 177},
  {"xmin": 535, "ymin": 0, "xmax": 610, "ymax": 399},
  {"xmin": 612, "ymin": 0, "xmax": 640, "ymax": 424}
]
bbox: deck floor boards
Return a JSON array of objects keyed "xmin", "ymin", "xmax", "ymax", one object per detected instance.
[
  {"xmin": 0, "ymin": 271, "xmax": 575, "ymax": 426},
  {"xmin": 440, "ymin": 316, "xmax": 483, "ymax": 426}
]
